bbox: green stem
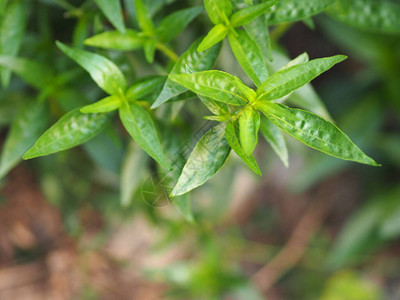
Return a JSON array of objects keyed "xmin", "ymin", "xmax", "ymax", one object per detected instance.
[{"xmin": 156, "ymin": 42, "xmax": 179, "ymax": 62}]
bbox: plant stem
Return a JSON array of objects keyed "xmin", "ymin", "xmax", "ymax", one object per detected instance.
[{"xmin": 156, "ymin": 42, "xmax": 179, "ymax": 62}]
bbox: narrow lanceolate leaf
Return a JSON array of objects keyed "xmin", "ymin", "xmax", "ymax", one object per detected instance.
[
  {"xmin": 152, "ymin": 38, "xmax": 221, "ymax": 108},
  {"xmin": 260, "ymin": 115, "xmax": 288, "ymax": 167},
  {"xmin": 330, "ymin": 0, "xmax": 400, "ymax": 35},
  {"xmin": 226, "ymin": 121, "xmax": 261, "ymax": 175},
  {"xmin": 174, "ymin": 195, "xmax": 195, "ymax": 223},
  {"xmin": 144, "ymin": 40, "xmax": 156, "ymax": 63},
  {"xmin": 0, "ymin": 0, "xmax": 27, "ymax": 88},
  {"xmin": 204, "ymin": 0, "xmax": 232, "ymax": 25},
  {"xmin": 0, "ymin": 101, "xmax": 49, "ymax": 178},
  {"xmin": 257, "ymin": 55, "xmax": 346, "ymax": 101},
  {"xmin": 230, "ymin": 0, "xmax": 277, "ymax": 27},
  {"xmin": 135, "ymin": 0, "xmax": 155, "ymax": 35},
  {"xmin": 280, "ymin": 52, "xmax": 309, "ymax": 70},
  {"xmin": 0, "ymin": 56, "xmax": 52, "ymax": 89},
  {"xmin": 119, "ymin": 102, "xmax": 170, "ymax": 169},
  {"xmin": 80, "ymin": 95, "xmax": 121, "ymax": 113},
  {"xmin": 265, "ymin": 0, "xmax": 335, "ymax": 24},
  {"xmin": 244, "ymin": 15, "xmax": 272, "ymax": 62},
  {"xmin": 126, "ymin": 76, "xmax": 166, "ymax": 100},
  {"xmin": 170, "ymin": 71, "xmax": 251, "ymax": 106},
  {"xmin": 93, "ymin": 0, "xmax": 126, "ymax": 33},
  {"xmin": 171, "ymin": 123, "xmax": 231, "ymax": 196},
  {"xmin": 197, "ymin": 23, "xmax": 228, "ymax": 52},
  {"xmin": 239, "ymin": 107, "xmax": 260, "ymax": 155},
  {"xmin": 84, "ymin": 30, "xmax": 146, "ymax": 51},
  {"xmin": 56, "ymin": 41, "xmax": 126, "ymax": 95},
  {"xmin": 198, "ymin": 95, "xmax": 229, "ymax": 116},
  {"xmin": 257, "ymin": 102, "xmax": 379, "ymax": 166},
  {"xmin": 228, "ymin": 29, "xmax": 268, "ymax": 87},
  {"xmin": 156, "ymin": 6, "xmax": 204, "ymax": 43},
  {"xmin": 23, "ymin": 108, "xmax": 110, "ymax": 159}
]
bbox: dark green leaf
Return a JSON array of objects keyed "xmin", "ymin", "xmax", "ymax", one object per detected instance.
[
  {"xmin": 197, "ymin": 23, "xmax": 228, "ymax": 52},
  {"xmin": 239, "ymin": 107, "xmax": 260, "ymax": 155},
  {"xmin": 84, "ymin": 30, "xmax": 146, "ymax": 51},
  {"xmin": 80, "ymin": 95, "xmax": 121, "ymax": 113},
  {"xmin": 152, "ymin": 38, "xmax": 221, "ymax": 108},
  {"xmin": 243, "ymin": 15, "xmax": 272, "ymax": 62},
  {"xmin": 257, "ymin": 102, "xmax": 379, "ymax": 166},
  {"xmin": 228, "ymin": 29, "xmax": 268, "ymax": 87},
  {"xmin": 260, "ymin": 115, "xmax": 288, "ymax": 167},
  {"xmin": 23, "ymin": 108, "xmax": 110, "ymax": 159},
  {"xmin": 93, "ymin": 0, "xmax": 126, "ymax": 33},
  {"xmin": 230, "ymin": 0, "xmax": 277, "ymax": 27},
  {"xmin": 156, "ymin": 6, "xmax": 204, "ymax": 43},
  {"xmin": 204, "ymin": 0, "xmax": 232, "ymax": 25},
  {"xmin": 56, "ymin": 41, "xmax": 127, "ymax": 95},
  {"xmin": 171, "ymin": 123, "xmax": 231, "ymax": 196},
  {"xmin": 135, "ymin": 0, "xmax": 155, "ymax": 35},
  {"xmin": 119, "ymin": 101, "xmax": 170, "ymax": 169},
  {"xmin": 126, "ymin": 76, "xmax": 166, "ymax": 100}
]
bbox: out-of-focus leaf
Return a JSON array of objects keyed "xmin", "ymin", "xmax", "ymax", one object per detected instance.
[
  {"xmin": 174, "ymin": 194, "xmax": 195, "ymax": 224},
  {"xmin": 0, "ymin": 101, "xmax": 49, "ymax": 178},
  {"xmin": 171, "ymin": 123, "xmax": 230, "ymax": 196},
  {"xmin": 259, "ymin": 115, "xmax": 288, "ymax": 167},
  {"xmin": 156, "ymin": 6, "xmax": 204, "ymax": 43},
  {"xmin": 152, "ymin": 38, "xmax": 221, "ymax": 108},
  {"xmin": 0, "ymin": 0, "xmax": 27, "ymax": 88},
  {"xmin": 72, "ymin": 16, "xmax": 89, "ymax": 48},
  {"xmin": 204, "ymin": 0, "xmax": 232, "ymax": 25},
  {"xmin": 197, "ymin": 23, "xmax": 228, "ymax": 52},
  {"xmin": 244, "ymin": 15, "xmax": 272, "ymax": 62},
  {"xmin": 56, "ymin": 41, "xmax": 126, "ymax": 95},
  {"xmin": 93, "ymin": 0, "xmax": 126, "ymax": 33},
  {"xmin": 257, "ymin": 102, "xmax": 379, "ymax": 166},
  {"xmin": 84, "ymin": 30, "xmax": 146, "ymax": 51},
  {"xmin": 170, "ymin": 71, "xmax": 251, "ymax": 106},
  {"xmin": 335, "ymin": 0, "xmax": 350, "ymax": 14},
  {"xmin": 228, "ymin": 29, "xmax": 268, "ymax": 87},
  {"xmin": 230, "ymin": 0, "xmax": 276, "ymax": 27},
  {"xmin": 379, "ymin": 187, "xmax": 400, "ymax": 239},
  {"xmin": 144, "ymin": 40, "xmax": 156, "ymax": 63},
  {"xmin": 239, "ymin": 107, "xmax": 260, "ymax": 154},
  {"xmin": 126, "ymin": 76, "xmax": 166, "ymax": 100},
  {"xmin": 80, "ymin": 95, "xmax": 121, "ymax": 113},
  {"xmin": 23, "ymin": 108, "xmax": 110, "ymax": 159},
  {"xmin": 119, "ymin": 101, "xmax": 170, "ymax": 169},
  {"xmin": 135, "ymin": 0, "xmax": 155, "ymax": 35},
  {"xmin": 0, "ymin": 0, "xmax": 9, "ymax": 14},
  {"xmin": 225, "ymin": 120, "xmax": 261, "ymax": 175}
]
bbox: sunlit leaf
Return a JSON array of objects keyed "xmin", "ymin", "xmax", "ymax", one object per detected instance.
[
  {"xmin": 80, "ymin": 95, "xmax": 121, "ymax": 113},
  {"xmin": 230, "ymin": 0, "xmax": 277, "ymax": 27},
  {"xmin": 197, "ymin": 23, "xmax": 228, "ymax": 52},
  {"xmin": 204, "ymin": 0, "xmax": 232, "ymax": 25},
  {"xmin": 85, "ymin": 30, "xmax": 146, "ymax": 51}
]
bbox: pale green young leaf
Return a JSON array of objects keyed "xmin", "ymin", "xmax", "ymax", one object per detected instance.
[
  {"xmin": 0, "ymin": 56, "xmax": 52, "ymax": 89},
  {"xmin": 152, "ymin": 38, "xmax": 221, "ymax": 108},
  {"xmin": 23, "ymin": 108, "xmax": 110, "ymax": 159},
  {"xmin": 230, "ymin": 0, "xmax": 277, "ymax": 27},
  {"xmin": 126, "ymin": 76, "xmax": 166, "ymax": 100},
  {"xmin": 244, "ymin": 15, "xmax": 272, "ymax": 62},
  {"xmin": 144, "ymin": 40, "xmax": 156, "ymax": 63},
  {"xmin": 170, "ymin": 71, "xmax": 251, "ymax": 106},
  {"xmin": 225, "ymin": 120, "xmax": 261, "ymax": 175},
  {"xmin": 265, "ymin": 0, "xmax": 335, "ymax": 24},
  {"xmin": 135, "ymin": 0, "xmax": 155, "ymax": 35},
  {"xmin": 156, "ymin": 6, "xmax": 204, "ymax": 43},
  {"xmin": 80, "ymin": 95, "xmax": 121, "ymax": 113},
  {"xmin": 259, "ymin": 115, "xmax": 288, "ymax": 167},
  {"xmin": 0, "ymin": 101, "xmax": 49, "ymax": 178},
  {"xmin": 257, "ymin": 55, "xmax": 346, "ymax": 101},
  {"xmin": 228, "ymin": 29, "xmax": 268, "ymax": 87},
  {"xmin": 56, "ymin": 41, "xmax": 126, "ymax": 95},
  {"xmin": 119, "ymin": 101, "xmax": 170, "ymax": 169},
  {"xmin": 239, "ymin": 107, "xmax": 260, "ymax": 155},
  {"xmin": 0, "ymin": 0, "xmax": 27, "ymax": 88},
  {"xmin": 257, "ymin": 102, "xmax": 379, "ymax": 166},
  {"xmin": 198, "ymin": 95, "xmax": 229, "ymax": 116},
  {"xmin": 93, "ymin": 0, "xmax": 125, "ymax": 33},
  {"xmin": 171, "ymin": 123, "xmax": 231, "ymax": 196},
  {"xmin": 197, "ymin": 23, "xmax": 228, "ymax": 52},
  {"xmin": 84, "ymin": 29, "xmax": 146, "ymax": 51},
  {"xmin": 279, "ymin": 52, "xmax": 309, "ymax": 70},
  {"xmin": 204, "ymin": 0, "xmax": 232, "ymax": 25}
]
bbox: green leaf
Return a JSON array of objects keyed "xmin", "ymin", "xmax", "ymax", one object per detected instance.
[
  {"xmin": 0, "ymin": 56, "xmax": 52, "ymax": 89},
  {"xmin": 152, "ymin": 38, "xmax": 221, "ymax": 108},
  {"xmin": 335, "ymin": 0, "xmax": 350, "ymax": 14},
  {"xmin": 204, "ymin": 0, "xmax": 232, "ymax": 25},
  {"xmin": 197, "ymin": 23, "xmax": 228, "ymax": 52},
  {"xmin": 23, "ymin": 108, "xmax": 110, "ymax": 159},
  {"xmin": 198, "ymin": 95, "xmax": 229, "ymax": 116},
  {"xmin": 239, "ymin": 106, "xmax": 260, "ymax": 155},
  {"xmin": 259, "ymin": 115, "xmax": 288, "ymax": 167},
  {"xmin": 93, "ymin": 0, "xmax": 125, "ymax": 34},
  {"xmin": 279, "ymin": 52, "xmax": 309, "ymax": 70},
  {"xmin": 0, "ymin": 0, "xmax": 27, "ymax": 88},
  {"xmin": 126, "ymin": 76, "xmax": 166, "ymax": 100},
  {"xmin": 257, "ymin": 102, "xmax": 379, "ymax": 166},
  {"xmin": 144, "ymin": 40, "xmax": 156, "ymax": 63},
  {"xmin": 0, "ymin": 0, "xmax": 9, "ymax": 15},
  {"xmin": 257, "ymin": 55, "xmax": 347, "ymax": 101},
  {"xmin": 225, "ymin": 120, "xmax": 261, "ymax": 175},
  {"xmin": 243, "ymin": 15, "xmax": 272, "ymax": 62},
  {"xmin": 230, "ymin": 0, "xmax": 277, "ymax": 27},
  {"xmin": 228, "ymin": 29, "xmax": 268, "ymax": 87},
  {"xmin": 84, "ymin": 30, "xmax": 146, "ymax": 51},
  {"xmin": 156, "ymin": 6, "xmax": 204, "ymax": 43},
  {"xmin": 119, "ymin": 101, "xmax": 170, "ymax": 169},
  {"xmin": 330, "ymin": 0, "xmax": 400, "ymax": 35},
  {"xmin": 171, "ymin": 123, "xmax": 231, "ymax": 196},
  {"xmin": 0, "ymin": 101, "xmax": 49, "ymax": 178},
  {"xmin": 265, "ymin": 0, "xmax": 335, "ymax": 24},
  {"xmin": 135, "ymin": 0, "xmax": 155, "ymax": 35},
  {"xmin": 170, "ymin": 71, "xmax": 251, "ymax": 106},
  {"xmin": 56, "ymin": 41, "xmax": 126, "ymax": 95},
  {"xmin": 80, "ymin": 95, "xmax": 121, "ymax": 113}
]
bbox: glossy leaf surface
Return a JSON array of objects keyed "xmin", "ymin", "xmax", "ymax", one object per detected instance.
[
  {"xmin": 80, "ymin": 95, "xmax": 121, "ymax": 113},
  {"xmin": 197, "ymin": 23, "xmax": 228, "ymax": 52},
  {"xmin": 239, "ymin": 107, "xmax": 260, "ymax": 155},
  {"xmin": 204, "ymin": 0, "xmax": 232, "ymax": 24},
  {"xmin": 230, "ymin": 0, "xmax": 276, "ymax": 27}
]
